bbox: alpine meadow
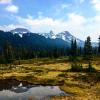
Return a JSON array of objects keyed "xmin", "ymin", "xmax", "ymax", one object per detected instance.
[{"xmin": 0, "ymin": 0, "xmax": 100, "ymax": 100}]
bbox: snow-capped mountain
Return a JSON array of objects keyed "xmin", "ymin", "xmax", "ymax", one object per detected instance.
[
  {"xmin": 39, "ymin": 30, "xmax": 84, "ymax": 46},
  {"xmin": 10, "ymin": 29, "xmax": 80, "ymax": 44},
  {"xmin": 10, "ymin": 28, "xmax": 97, "ymax": 47},
  {"xmin": 38, "ymin": 30, "xmax": 97, "ymax": 47},
  {"xmin": 38, "ymin": 30, "xmax": 55, "ymax": 39},
  {"xmin": 56, "ymin": 31, "xmax": 84, "ymax": 46},
  {"xmin": 11, "ymin": 28, "xmax": 30, "ymax": 33},
  {"xmin": 56, "ymin": 31, "xmax": 74, "ymax": 43},
  {"xmin": 55, "ymin": 31, "xmax": 97, "ymax": 47},
  {"xmin": 10, "ymin": 28, "xmax": 30, "ymax": 37}
]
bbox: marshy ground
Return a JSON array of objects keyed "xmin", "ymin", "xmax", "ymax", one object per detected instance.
[{"xmin": 0, "ymin": 57, "xmax": 100, "ymax": 100}]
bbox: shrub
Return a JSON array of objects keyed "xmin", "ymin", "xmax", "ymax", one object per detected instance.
[
  {"xmin": 58, "ymin": 73, "xmax": 66, "ymax": 77},
  {"xmin": 70, "ymin": 62, "xmax": 83, "ymax": 72},
  {"xmin": 86, "ymin": 62, "xmax": 96, "ymax": 72}
]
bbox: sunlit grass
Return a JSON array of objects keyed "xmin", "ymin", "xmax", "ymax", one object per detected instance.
[{"xmin": 0, "ymin": 57, "xmax": 100, "ymax": 99}]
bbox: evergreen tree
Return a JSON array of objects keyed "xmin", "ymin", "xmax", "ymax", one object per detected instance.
[
  {"xmin": 69, "ymin": 38, "xmax": 78, "ymax": 61},
  {"xmin": 84, "ymin": 36, "xmax": 92, "ymax": 60},
  {"xmin": 70, "ymin": 38, "xmax": 74, "ymax": 56},
  {"xmin": 3, "ymin": 41, "xmax": 14, "ymax": 63},
  {"xmin": 92, "ymin": 47, "xmax": 98, "ymax": 56},
  {"xmin": 74, "ymin": 39, "xmax": 78, "ymax": 57},
  {"xmin": 0, "ymin": 51, "xmax": 6, "ymax": 63},
  {"xmin": 70, "ymin": 38, "xmax": 78, "ymax": 56},
  {"xmin": 78, "ymin": 47, "xmax": 83, "ymax": 56},
  {"xmin": 98, "ymin": 35, "xmax": 100, "ymax": 55}
]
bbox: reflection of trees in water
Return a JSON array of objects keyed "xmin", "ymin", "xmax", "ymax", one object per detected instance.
[
  {"xmin": 0, "ymin": 83, "xmax": 70, "ymax": 100},
  {"xmin": 0, "ymin": 78, "xmax": 32, "ymax": 91},
  {"xmin": 50, "ymin": 86, "xmax": 54, "ymax": 89}
]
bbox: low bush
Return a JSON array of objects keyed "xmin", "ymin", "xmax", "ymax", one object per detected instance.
[
  {"xmin": 86, "ymin": 63, "xmax": 96, "ymax": 72},
  {"xmin": 70, "ymin": 63, "xmax": 83, "ymax": 72}
]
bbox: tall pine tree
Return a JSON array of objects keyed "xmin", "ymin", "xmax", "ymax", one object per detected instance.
[
  {"xmin": 98, "ymin": 35, "xmax": 100, "ymax": 55},
  {"xmin": 3, "ymin": 41, "xmax": 14, "ymax": 63},
  {"xmin": 70, "ymin": 38, "xmax": 78, "ymax": 61},
  {"xmin": 84, "ymin": 36, "xmax": 92, "ymax": 60}
]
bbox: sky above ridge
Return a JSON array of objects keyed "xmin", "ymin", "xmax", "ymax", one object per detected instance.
[{"xmin": 0, "ymin": 0, "xmax": 100, "ymax": 42}]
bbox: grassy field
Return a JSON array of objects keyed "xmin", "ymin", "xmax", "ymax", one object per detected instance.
[{"xmin": 0, "ymin": 57, "xmax": 100, "ymax": 100}]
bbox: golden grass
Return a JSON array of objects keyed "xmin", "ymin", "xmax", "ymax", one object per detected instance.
[{"xmin": 0, "ymin": 57, "xmax": 100, "ymax": 100}]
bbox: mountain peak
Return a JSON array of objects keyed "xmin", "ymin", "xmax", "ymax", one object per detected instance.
[
  {"xmin": 10, "ymin": 28, "xmax": 30, "ymax": 34},
  {"xmin": 38, "ymin": 30, "xmax": 55, "ymax": 38},
  {"xmin": 10, "ymin": 28, "xmax": 30, "ymax": 38},
  {"xmin": 63, "ymin": 31, "xmax": 73, "ymax": 36},
  {"xmin": 56, "ymin": 31, "xmax": 73, "ymax": 41}
]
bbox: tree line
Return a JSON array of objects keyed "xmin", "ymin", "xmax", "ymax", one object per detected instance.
[
  {"xmin": 69, "ymin": 36, "xmax": 100, "ymax": 61},
  {"xmin": 0, "ymin": 35, "xmax": 100, "ymax": 64}
]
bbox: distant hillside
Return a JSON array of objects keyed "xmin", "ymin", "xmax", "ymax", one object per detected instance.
[{"xmin": 0, "ymin": 30, "xmax": 69, "ymax": 51}]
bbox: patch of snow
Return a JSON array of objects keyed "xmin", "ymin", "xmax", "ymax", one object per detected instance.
[
  {"xmin": 62, "ymin": 35, "xmax": 66, "ymax": 41},
  {"xmin": 18, "ymin": 34, "xmax": 23, "ymax": 38},
  {"xmin": 52, "ymin": 35, "xmax": 56, "ymax": 39}
]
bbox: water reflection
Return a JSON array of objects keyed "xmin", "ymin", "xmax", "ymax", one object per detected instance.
[
  {"xmin": 0, "ymin": 79, "xmax": 70, "ymax": 100},
  {"xmin": 11, "ymin": 83, "xmax": 29, "ymax": 93}
]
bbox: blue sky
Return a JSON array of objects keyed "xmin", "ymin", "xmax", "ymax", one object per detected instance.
[{"xmin": 0, "ymin": 0, "xmax": 100, "ymax": 42}]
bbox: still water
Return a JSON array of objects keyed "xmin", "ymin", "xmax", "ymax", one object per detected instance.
[{"xmin": 0, "ymin": 83, "xmax": 70, "ymax": 100}]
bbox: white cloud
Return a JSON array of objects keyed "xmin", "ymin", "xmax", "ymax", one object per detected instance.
[
  {"xmin": 0, "ymin": 13, "xmax": 100, "ymax": 42},
  {"xmin": 67, "ymin": 13, "xmax": 86, "ymax": 26},
  {"xmin": 5, "ymin": 4, "xmax": 19, "ymax": 13},
  {"xmin": 37, "ymin": 11, "xmax": 43, "ymax": 19},
  {"xmin": 61, "ymin": 4, "xmax": 70, "ymax": 9},
  {"xmin": 17, "ymin": 16, "xmax": 63, "ymax": 33},
  {"xmin": 0, "ymin": 0, "xmax": 12, "ymax": 4},
  {"xmin": 0, "ymin": 0, "xmax": 19, "ymax": 13},
  {"xmin": 74, "ymin": 0, "xmax": 85, "ymax": 4},
  {"xmin": 79, "ymin": 0, "xmax": 85, "ymax": 4},
  {"xmin": 16, "ymin": 13, "xmax": 85, "ymax": 36},
  {"xmin": 52, "ymin": 3, "xmax": 72, "ymax": 17},
  {"xmin": 91, "ymin": 0, "xmax": 100, "ymax": 11},
  {"xmin": 16, "ymin": 13, "xmax": 100, "ymax": 42},
  {"xmin": 0, "ymin": 24, "xmax": 26, "ymax": 31}
]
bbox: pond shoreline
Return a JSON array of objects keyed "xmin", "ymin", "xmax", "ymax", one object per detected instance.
[
  {"xmin": 0, "ymin": 77, "xmax": 67, "ymax": 92},
  {"xmin": 0, "ymin": 78, "xmax": 72, "ymax": 100},
  {"xmin": 0, "ymin": 60, "xmax": 100, "ymax": 100}
]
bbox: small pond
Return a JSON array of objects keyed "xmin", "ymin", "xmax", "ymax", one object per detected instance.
[{"xmin": 0, "ymin": 79, "xmax": 71, "ymax": 100}]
